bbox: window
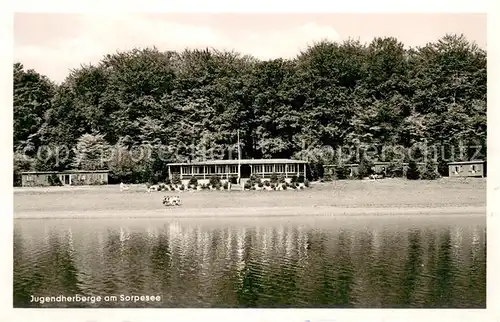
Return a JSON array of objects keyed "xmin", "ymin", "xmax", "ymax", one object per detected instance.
[
  {"xmin": 471, "ymin": 165, "xmax": 476, "ymax": 171},
  {"xmin": 264, "ymin": 165, "xmax": 273, "ymax": 173},
  {"xmin": 275, "ymin": 164, "xmax": 284, "ymax": 173},
  {"xmin": 287, "ymin": 164, "xmax": 297, "ymax": 172},
  {"xmin": 182, "ymin": 166, "xmax": 191, "ymax": 174},
  {"xmin": 216, "ymin": 166, "xmax": 225, "ymax": 174},
  {"xmin": 229, "ymin": 165, "xmax": 237, "ymax": 173},
  {"xmin": 254, "ymin": 165, "xmax": 262, "ymax": 173}
]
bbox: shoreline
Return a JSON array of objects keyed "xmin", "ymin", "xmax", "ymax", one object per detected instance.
[
  {"xmin": 14, "ymin": 205, "xmax": 485, "ymax": 219},
  {"xmin": 12, "ymin": 177, "xmax": 487, "ymax": 194}
]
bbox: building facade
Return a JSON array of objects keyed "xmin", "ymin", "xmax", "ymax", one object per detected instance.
[
  {"xmin": 324, "ymin": 162, "xmax": 431, "ymax": 178},
  {"xmin": 167, "ymin": 159, "xmax": 308, "ymax": 185},
  {"xmin": 20, "ymin": 170, "xmax": 109, "ymax": 187},
  {"xmin": 448, "ymin": 160, "xmax": 485, "ymax": 178}
]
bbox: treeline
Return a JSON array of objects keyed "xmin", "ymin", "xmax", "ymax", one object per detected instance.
[{"xmin": 13, "ymin": 34, "xmax": 487, "ymax": 184}]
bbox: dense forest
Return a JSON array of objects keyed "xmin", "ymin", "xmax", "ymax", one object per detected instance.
[{"xmin": 13, "ymin": 34, "xmax": 487, "ymax": 184}]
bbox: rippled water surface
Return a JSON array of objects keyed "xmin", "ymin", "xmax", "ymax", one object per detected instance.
[{"xmin": 13, "ymin": 216, "xmax": 486, "ymax": 308}]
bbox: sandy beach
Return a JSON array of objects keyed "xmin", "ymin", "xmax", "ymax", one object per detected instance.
[
  {"xmin": 13, "ymin": 178, "xmax": 486, "ymax": 219},
  {"xmin": 14, "ymin": 205, "xmax": 485, "ymax": 219}
]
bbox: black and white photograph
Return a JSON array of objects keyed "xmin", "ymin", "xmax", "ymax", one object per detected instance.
[{"xmin": 7, "ymin": 5, "xmax": 495, "ymax": 322}]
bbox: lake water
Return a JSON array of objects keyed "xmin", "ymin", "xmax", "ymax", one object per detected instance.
[{"xmin": 13, "ymin": 215, "xmax": 486, "ymax": 308}]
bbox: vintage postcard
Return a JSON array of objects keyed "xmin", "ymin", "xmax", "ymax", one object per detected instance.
[{"xmin": 9, "ymin": 9, "xmax": 493, "ymax": 322}]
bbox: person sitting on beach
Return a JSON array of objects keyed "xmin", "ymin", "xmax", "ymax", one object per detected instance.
[
  {"xmin": 163, "ymin": 195, "xmax": 181, "ymax": 206},
  {"xmin": 120, "ymin": 182, "xmax": 130, "ymax": 192}
]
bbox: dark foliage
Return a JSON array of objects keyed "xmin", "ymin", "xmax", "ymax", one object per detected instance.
[
  {"xmin": 420, "ymin": 160, "xmax": 440, "ymax": 180},
  {"xmin": 188, "ymin": 176, "xmax": 198, "ymax": 186},
  {"xmin": 48, "ymin": 174, "xmax": 63, "ymax": 186},
  {"xmin": 12, "ymin": 35, "xmax": 486, "ymax": 183},
  {"xmin": 171, "ymin": 173, "xmax": 182, "ymax": 185},
  {"xmin": 357, "ymin": 153, "xmax": 374, "ymax": 179},
  {"xmin": 209, "ymin": 175, "xmax": 221, "ymax": 187},
  {"xmin": 406, "ymin": 161, "xmax": 420, "ymax": 180}
]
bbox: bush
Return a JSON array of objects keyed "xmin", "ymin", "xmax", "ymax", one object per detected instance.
[
  {"xmin": 179, "ymin": 184, "xmax": 185, "ymax": 191},
  {"xmin": 223, "ymin": 182, "xmax": 229, "ymax": 189},
  {"xmin": 249, "ymin": 174, "xmax": 261, "ymax": 185},
  {"xmin": 308, "ymin": 162, "xmax": 323, "ymax": 181},
  {"xmin": 258, "ymin": 182, "xmax": 264, "ymax": 188},
  {"xmin": 70, "ymin": 177, "xmax": 84, "ymax": 186},
  {"xmin": 333, "ymin": 165, "xmax": 350, "ymax": 180},
  {"xmin": 420, "ymin": 161, "xmax": 440, "ymax": 180},
  {"xmin": 290, "ymin": 175, "xmax": 298, "ymax": 184},
  {"xmin": 189, "ymin": 176, "xmax": 198, "ymax": 186},
  {"xmin": 282, "ymin": 183, "xmax": 287, "ymax": 190},
  {"xmin": 158, "ymin": 183, "xmax": 165, "ymax": 190},
  {"xmin": 270, "ymin": 183, "xmax": 275, "ymax": 189},
  {"xmin": 357, "ymin": 154, "xmax": 374, "ymax": 179},
  {"xmin": 171, "ymin": 173, "xmax": 182, "ymax": 185},
  {"xmin": 229, "ymin": 175, "xmax": 238, "ymax": 184},
  {"xmin": 296, "ymin": 175, "xmax": 305, "ymax": 183},
  {"xmin": 304, "ymin": 179, "xmax": 310, "ymax": 187},
  {"xmin": 264, "ymin": 180, "xmax": 270, "ymax": 187},
  {"xmin": 48, "ymin": 174, "xmax": 63, "ymax": 186},
  {"xmin": 165, "ymin": 178, "xmax": 171, "ymax": 185},
  {"xmin": 406, "ymin": 160, "xmax": 420, "ymax": 180},
  {"xmin": 244, "ymin": 181, "xmax": 252, "ymax": 190},
  {"xmin": 270, "ymin": 172, "xmax": 278, "ymax": 183},
  {"xmin": 387, "ymin": 162, "xmax": 405, "ymax": 178},
  {"xmin": 209, "ymin": 175, "xmax": 221, "ymax": 187},
  {"xmin": 278, "ymin": 174, "xmax": 286, "ymax": 184},
  {"xmin": 323, "ymin": 174, "xmax": 333, "ymax": 182}
]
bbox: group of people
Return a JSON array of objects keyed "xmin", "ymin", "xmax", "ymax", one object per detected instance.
[
  {"xmin": 162, "ymin": 195, "xmax": 181, "ymax": 206},
  {"xmin": 119, "ymin": 182, "xmax": 130, "ymax": 192},
  {"xmin": 120, "ymin": 182, "xmax": 181, "ymax": 206}
]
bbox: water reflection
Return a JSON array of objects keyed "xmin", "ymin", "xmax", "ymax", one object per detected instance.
[{"xmin": 13, "ymin": 219, "xmax": 486, "ymax": 308}]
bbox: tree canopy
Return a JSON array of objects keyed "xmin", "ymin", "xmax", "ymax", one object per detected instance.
[{"xmin": 13, "ymin": 34, "xmax": 486, "ymax": 183}]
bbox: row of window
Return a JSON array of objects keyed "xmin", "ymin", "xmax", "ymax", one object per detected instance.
[
  {"xmin": 24, "ymin": 174, "xmax": 106, "ymax": 182},
  {"xmin": 73, "ymin": 174, "xmax": 106, "ymax": 180},
  {"xmin": 179, "ymin": 164, "xmax": 303, "ymax": 174},
  {"xmin": 253, "ymin": 164, "xmax": 299, "ymax": 173},
  {"xmin": 454, "ymin": 165, "xmax": 480, "ymax": 172},
  {"xmin": 181, "ymin": 166, "xmax": 239, "ymax": 175}
]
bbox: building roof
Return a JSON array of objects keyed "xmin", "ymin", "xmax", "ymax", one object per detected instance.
[
  {"xmin": 448, "ymin": 160, "xmax": 485, "ymax": 165},
  {"xmin": 20, "ymin": 170, "xmax": 110, "ymax": 175},
  {"xmin": 324, "ymin": 163, "xmax": 359, "ymax": 167},
  {"xmin": 324, "ymin": 162, "xmax": 426, "ymax": 167},
  {"xmin": 167, "ymin": 159, "xmax": 308, "ymax": 166}
]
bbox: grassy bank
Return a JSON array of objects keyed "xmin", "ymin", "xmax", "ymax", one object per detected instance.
[{"xmin": 13, "ymin": 178, "xmax": 486, "ymax": 217}]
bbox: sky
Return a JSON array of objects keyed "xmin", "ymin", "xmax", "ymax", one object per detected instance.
[{"xmin": 13, "ymin": 13, "xmax": 486, "ymax": 83}]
